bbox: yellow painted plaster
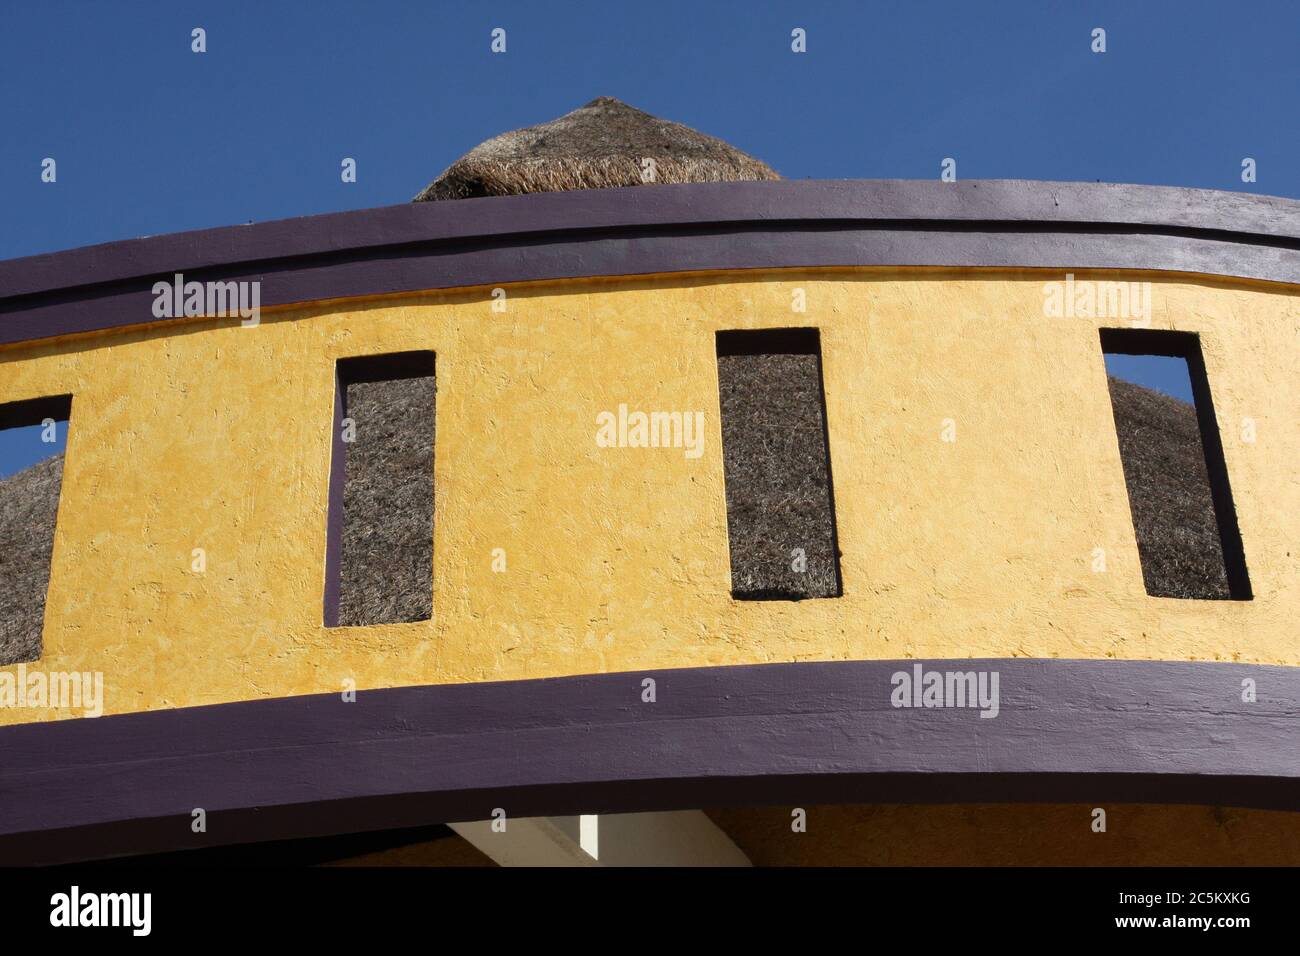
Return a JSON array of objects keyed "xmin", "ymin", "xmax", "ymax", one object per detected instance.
[{"xmin": 1, "ymin": 268, "xmax": 1297, "ymax": 723}]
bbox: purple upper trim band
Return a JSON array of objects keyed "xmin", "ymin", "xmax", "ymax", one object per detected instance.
[
  {"xmin": 1, "ymin": 180, "xmax": 1298, "ymax": 348},
  {"xmin": 0, "ymin": 658, "xmax": 1296, "ymax": 864}
]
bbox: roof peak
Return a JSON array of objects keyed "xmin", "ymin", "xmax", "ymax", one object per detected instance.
[{"xmin": 413, "ymin": 96, "xmax": 779, "ymax": 202}]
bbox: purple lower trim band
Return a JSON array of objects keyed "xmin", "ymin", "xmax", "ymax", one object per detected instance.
[{"xmin": 0, "ymin": 658, "xmax": 1295, "ymax": 864}]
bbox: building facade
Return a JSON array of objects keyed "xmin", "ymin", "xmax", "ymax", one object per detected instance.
[{"xmin": 1, "ymin": 180, "xmax": 1297, "ymax": 865}]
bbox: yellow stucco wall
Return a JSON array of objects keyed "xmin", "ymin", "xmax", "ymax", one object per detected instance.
[{"xmin": 1, "ymin": 268, "xmax": 1297, "ymax": 723}]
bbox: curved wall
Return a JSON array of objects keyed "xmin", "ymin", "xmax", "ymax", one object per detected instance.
[
  {"xmin": 0, "ymin": 181, "xmax": 1296, "ymax": 862},
  {"xmin": 0, "ymin": 268, "xmax": 1297, "ymax": 721}
]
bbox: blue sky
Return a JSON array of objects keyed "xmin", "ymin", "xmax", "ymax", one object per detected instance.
[
  {"xmin": 0, "ymin": 424, "xmax": 67, "ymax": 479},
  {"xmin": 1104, "ymin": 354, "xmax": 1194, "ymax": 403},
  {"xmin": 1, "ymin": 1, "xmax": 1293, "ymax": 473}
]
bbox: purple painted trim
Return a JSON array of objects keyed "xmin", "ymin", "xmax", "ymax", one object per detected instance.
[
  {"xmin": 3, "ymin": 180, "xmax": 1298, "ymax": 298},
  {"xmin": 0, "ymin": 658, "xmax": 1295, "ymax": 864},
  {"xmin": 1, "ymin": 181, "xmax": 1298, "ymax": 347}
]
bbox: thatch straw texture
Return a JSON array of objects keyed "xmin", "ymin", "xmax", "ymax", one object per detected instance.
[
  {"xmin": 1106, "ymin": 375, "xmax": 1230, "ymax": 599},
  {"xmin": 718, "ymin": 351, "xmax": 839, "ymax": 599},
  {"xmin": 0, "ymin": 454, "xmax": 63, "ymax": 665},
  {"xmin": 337, "ymin": 376, "xmax": 436, "ymax": 627},
  {"xmin": 414, "ymin": 96, "xmax": 779, "ymax": 202}
]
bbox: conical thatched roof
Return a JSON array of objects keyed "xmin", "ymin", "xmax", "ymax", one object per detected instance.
[{"xmin": 413, "ymin": 96, "xmax": 779, "ymax": 202}]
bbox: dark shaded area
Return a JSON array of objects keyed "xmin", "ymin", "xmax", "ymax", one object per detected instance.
[
  {"xmin": 76, "ymin": 822, "xmax": 472, "ymax": 867},
  {"xmin": 717, "ymin": 329, "xmax": 841, "ymax": 600},
  {"xmin": 336, "ymin": 375, "xmax": 436, "ymax": 626},
  {"xmin": 0, "ymin": 394, "xmax": 71, "ymax": 430},
  {"xmin": 1106, "ymin": 375, "xmax": 1231, "ymax": 599},
  {"xmin": 0, "ymin": 453, "xmax": 63, "ymax": 665}
]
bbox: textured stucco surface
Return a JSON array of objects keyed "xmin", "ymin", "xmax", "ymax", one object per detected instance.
[{"xmin": 0, "ymin": 268, "xmax": 1296, "ymax": 723}]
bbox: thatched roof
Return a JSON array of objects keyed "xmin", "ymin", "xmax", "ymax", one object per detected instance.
[
  {"xmin": 1105, "ymin": 376, "xmax": 1229, "ymax": 598},
  {"xmin": 0, "ymin": 454, "xmax": 63, "ymax": 665},
  {"xmin": 718, "ymin": 350, "xmax": 839, "ymax": 599},
  {"xmin": 413, "ymin": 96, "xmax": 780, "ymax": 202},
  {"xmin": 337, "ymin": 376, "xmax": 436, "ymax": 627}
]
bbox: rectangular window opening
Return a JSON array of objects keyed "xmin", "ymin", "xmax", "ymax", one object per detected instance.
[
  {"xmin": 1100, "ymin": 328, "xmax": 1250, "ymax": 600},
  {"xmin": 324, "ymin": 352, "xmax": 436, "ymax": 627},
  {"xmin": 715, "ymin": 328, "xmax": 842, "ymax": 600},
  {"xmin": 0, "ymin": 394, "xmax": 73, "ymax": 664}
]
